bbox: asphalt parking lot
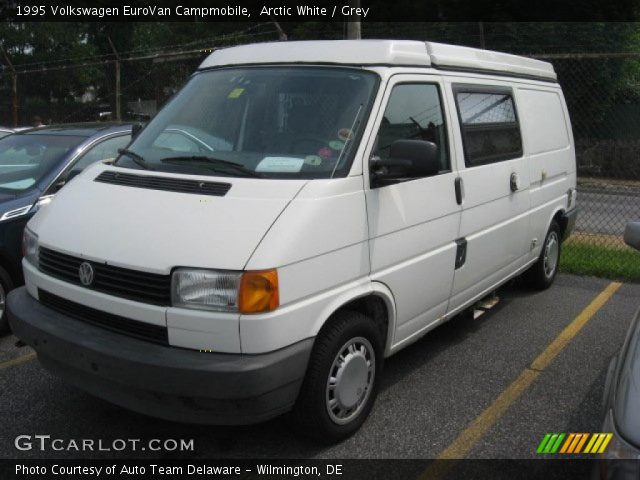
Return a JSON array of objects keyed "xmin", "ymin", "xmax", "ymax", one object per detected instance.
[{"xmin": 0, "ymin": 274, "xmax": 639, "ymax": 461}]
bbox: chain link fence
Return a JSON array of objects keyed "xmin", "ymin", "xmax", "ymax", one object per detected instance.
[
  {"xmin": 1, "ymin": 22, "xmax": 639, "ymax": 280},
  {"xmin": 0, "ymin": 25, "xmax": 280, "ymax": 125},
  {"xmin": 547, "ymin": 56, "xmax": 640, "ymax": 280}
]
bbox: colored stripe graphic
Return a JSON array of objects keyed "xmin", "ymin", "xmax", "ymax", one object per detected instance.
[
  {"xmin": 567, "ymin": 433, "xmax": 582, "ymax": 453},
  {"xmin": 573, "ymin": 433, "xmax": 589, "ymax": 453},
  {"xmin": 598, "ymin": 434, "xmax": 613, "ymax": 453},
  {"xmin": 560, "ymin": 433, "xmax": 575, "ymax": 453},
  {"xmin": 550, "ymin": 433, "xmax": 565, "ymax": 453},
  {"xmin": 544, "ymin": 434, "xmax": 559, "ymax": 453},
  {"xmin": 584, "ymin": 433, "xmax": 599, "ymax": 453},
  {"xmin": 538, "ymin": 433, "xmax": 612, "ymax": 454},
  {"xmin": 587, "ymin": 433, "xmax": 610, "ymax": 453},
  {"xmin": 537, "ymin": 434, "xmax": 552, "ymax": 454}
]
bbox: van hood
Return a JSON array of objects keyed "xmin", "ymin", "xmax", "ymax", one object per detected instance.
[{"xmin": 28, "ymin": 165, "xmax": 306, "ymax": 273}]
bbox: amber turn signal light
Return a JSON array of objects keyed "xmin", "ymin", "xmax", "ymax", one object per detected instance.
[{"xmin": 238, "ymin": 269, "xmax": 279, "ymax": 314}]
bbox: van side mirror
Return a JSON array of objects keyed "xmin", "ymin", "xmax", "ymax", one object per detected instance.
[
  {"xmin": 370, "ymin": 140, "xmax": 440, "ymax": 188},
  {"xmin": 624, "ymin": 221, "xmax": 640, "ymax": 251},
  {"xmin": 131, "ymin": 123, "xmax": 144, "ymax": 139}
]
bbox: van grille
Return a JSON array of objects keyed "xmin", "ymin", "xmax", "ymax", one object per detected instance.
[
  {"xmin": 38, "ymin": 289, "xmax": 169, "ymax": 345},
  {"xmin": 94, "ymin": 171, "xmax": 231, "ymax": 196},
  {"xmin": 39, "ymin": 247, "xmax": 171, "ymax": 306}
]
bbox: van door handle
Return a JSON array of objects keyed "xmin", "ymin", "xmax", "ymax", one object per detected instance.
[
  {"xmin": 510, "ymin": 172, "xmax": 519, "ymax": 192},
  {"xmin": 454, "ymin": 177, "xmax": 463, "ymax": 205}
]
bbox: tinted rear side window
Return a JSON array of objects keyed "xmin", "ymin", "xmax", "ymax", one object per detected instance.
[{"xmin": 455, "ymin": 87, "xmax": 522, "ymax": 167}]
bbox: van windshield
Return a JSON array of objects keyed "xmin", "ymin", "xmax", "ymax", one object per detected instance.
[{"xmin": 116, "ymin": 67, "xmax": 377, "ymax": 179}]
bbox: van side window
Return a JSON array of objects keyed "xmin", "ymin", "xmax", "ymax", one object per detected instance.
[
  {"xmin": 454, "ymin": 88, "xmax": 522, "ymax": 167},
  {"xmin": 373, "ymin": 83, "xmax": 449, "ymax": 174}
]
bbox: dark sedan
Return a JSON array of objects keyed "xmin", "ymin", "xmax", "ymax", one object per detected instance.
[
  {"xmin": 596, "ymin": 220, "xmax": 640, "ymax": 478},
  {"xmin": 0, "ymin": 128, "xmax": 14, "ymax": 140},
  {"xmin": 0, "ymin": 123, "xmax": 133, "ymax": 330}
]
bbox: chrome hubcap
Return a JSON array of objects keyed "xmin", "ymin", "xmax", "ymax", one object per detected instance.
[
  {"xmin": 326, "ymin": 337, "xmax": 375, "ymax": 425},
  {"xmin": 543, "ymin": 231, "xmax": 559, "ymax": 278}
]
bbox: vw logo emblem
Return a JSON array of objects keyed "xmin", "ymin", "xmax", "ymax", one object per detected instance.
[{"xmin": 78, "ymin": 262, "xmax": 94, "ymax": 286}]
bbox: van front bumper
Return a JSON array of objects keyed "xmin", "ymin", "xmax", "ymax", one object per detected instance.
[{"xmin": 7, "ymin": 287, "xmax": 313, "ymax": 425}]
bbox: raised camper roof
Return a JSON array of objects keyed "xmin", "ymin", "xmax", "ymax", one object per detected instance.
[{"xmin": 198, "ymin": 40, "xmax": 557, "ymax": 82}]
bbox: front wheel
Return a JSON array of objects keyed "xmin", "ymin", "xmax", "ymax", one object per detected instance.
[
  {"xmin": 290, "ymin": 310, "xmax": 383, "ymax": 443},
  {"xmin": 525, "ymin": 220, "xmax": 562, "ymax": 290}
]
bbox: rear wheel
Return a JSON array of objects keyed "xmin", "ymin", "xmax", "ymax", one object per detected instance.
[
  {"xmin": 290, "ymin": 310, "xmax": 383, "ymax": 443},
  {"xmin": 526, "ymin": 220, "xmax": 562, "ymax": 290},
  {"xmin": 0, "ymin": 266, "xmax": 14, "ymax": 334}
]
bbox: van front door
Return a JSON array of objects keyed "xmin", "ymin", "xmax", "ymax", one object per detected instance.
[
  {"xmin": 446, "ymin": 82, "xmax": 531, "ymax": 311},
  {"xmin": 365, "ymin": 75, "xmax": 462, "ymax": 350}
]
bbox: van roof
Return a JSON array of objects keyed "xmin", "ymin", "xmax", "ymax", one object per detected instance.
[{"xmin": 198, "ymin": 40, "xmax": 557, "ymax": 82}]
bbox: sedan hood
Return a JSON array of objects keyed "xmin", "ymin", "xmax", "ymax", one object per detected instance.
[
  {"xmin": 0, "ymin": 191, "xmax": 17, "ymax": 203},
  {"xmin": 29, "ymin": 165, "xmax": 306, "ymax": 273},
  {"xmin": 614, "ymin": 307, "xmax": 640, "ymax": 449},
  {"xmin": 0, "ymin": 189, "xmax": 38, "ymax": 217}
]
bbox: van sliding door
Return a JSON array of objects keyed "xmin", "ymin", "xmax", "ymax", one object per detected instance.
[{"xmin": 446, "ymin": 82, "xmax": 532, "ymax": 311}]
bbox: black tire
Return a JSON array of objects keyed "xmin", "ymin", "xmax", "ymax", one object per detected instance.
[
  {"xmin": 290, "ymin": 310, "xmax": 384, "ymax": 443},
  {"xmin": 526, "ymin": 220, "xmax": 562, "ymax": 290},
  {"xmin": 0, "ymin": 266, "xmax": 13, "ymax": 334}
]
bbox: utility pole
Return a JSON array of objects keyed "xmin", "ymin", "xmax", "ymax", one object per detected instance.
[
  {"xmin": 107, "ymin": 36, "xmax": 121, "ymax": 121},
  {"xmin": 479, "ymin": 22, "xmax": 486, "ymax": 49},
  {"xmin": 270, "ymin": 18, "xmax": 288, "ymax": 41},
  {"xmin": 346, "ymin": 0, "xmax": 362, "ymax": 39},
  {"xmin": 1, "ymin": 46, "xmax": 18, "ymax": 127}
]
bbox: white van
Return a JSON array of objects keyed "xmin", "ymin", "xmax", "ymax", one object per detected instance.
[{"xmin": 8, "ymin": 40, "xmax": 577, "ymax": 441}]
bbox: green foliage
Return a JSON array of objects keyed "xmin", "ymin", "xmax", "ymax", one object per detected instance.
[
  {"xmin": 1, "ymin": 22, "xmax": 100, "ymax": 98},
  {"xmin": 2, "ymin": 21, "xmax": 640, "ymax": 127},
  {"xmin": 561, "ymin": 242, "xmax": 640, "ymax": 282}
]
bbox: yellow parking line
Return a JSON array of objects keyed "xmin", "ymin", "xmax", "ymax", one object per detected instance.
[
  {"xmin": 0, "ymin": 352, "xmax": 36, "ymax": 370},
  {"xmin": 419, "ymin": 281, "xmax": 622, "ymax": 479},
  {"xmin": 530, "ymin": 282, "xmax": 623, "ymax": 371}
]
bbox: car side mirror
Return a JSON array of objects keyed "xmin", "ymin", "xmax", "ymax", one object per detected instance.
[
  {"xmin": 624, "ymin": 221, "xmax": 640, "ymax": 251},
  {"xmin": 131, "ymin": 123, "xmax": 144, "ymax": 139},
  {"xmin": 50, "ymin": 179, "xmax": 66, "ymax": 193},
  {"xmin": 50, "ymin": 169, "xmax": 81, "ymax": 194},
  {"xmin": 370, "ymin": 140, "xmax": 440, "ymax": 188},
  {"xmin": 66, "ymin": 169, "xmax": 82, "ymax": 182}
]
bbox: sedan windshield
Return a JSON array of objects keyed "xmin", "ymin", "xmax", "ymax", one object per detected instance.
[
  {"xmin": 0, "ymin": 134, "xmax": 84, "ymax": 192},
  {"xmin": 116, "ymin": 67, "xmax": 377, "ymax": 179}
]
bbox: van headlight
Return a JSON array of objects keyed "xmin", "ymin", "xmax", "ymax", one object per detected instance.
[
  {"xmin": 171, "ymin": 268, "xmax": 278, "ymax": 314},
  {"xmin": 22, "ymin": 228, "xmax": 39, "ymax": 268}
]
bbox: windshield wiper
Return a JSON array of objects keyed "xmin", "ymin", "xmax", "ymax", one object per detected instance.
[
  {"xmin": 117, "ymin": 149, "xmax": 153, "ymax": 170},
  {"xmin": 160, "ymin": 156, "xmax": 262, "ymax": 178}
]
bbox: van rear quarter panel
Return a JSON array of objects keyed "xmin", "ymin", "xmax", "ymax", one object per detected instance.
[{"xmin": 515, "ymin": 85, "xmax": 576, "ymax": 248}]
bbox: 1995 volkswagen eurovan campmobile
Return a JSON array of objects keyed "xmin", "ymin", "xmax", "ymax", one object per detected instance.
[{"xmin": 8, "ymin": 40, "xmax": 577, "ymax": 441}]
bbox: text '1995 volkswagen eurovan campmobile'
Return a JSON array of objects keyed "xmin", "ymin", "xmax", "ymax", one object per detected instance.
[{"xmin": 8, "ymin": 40, "xmax": 577, "ymax": 442}]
